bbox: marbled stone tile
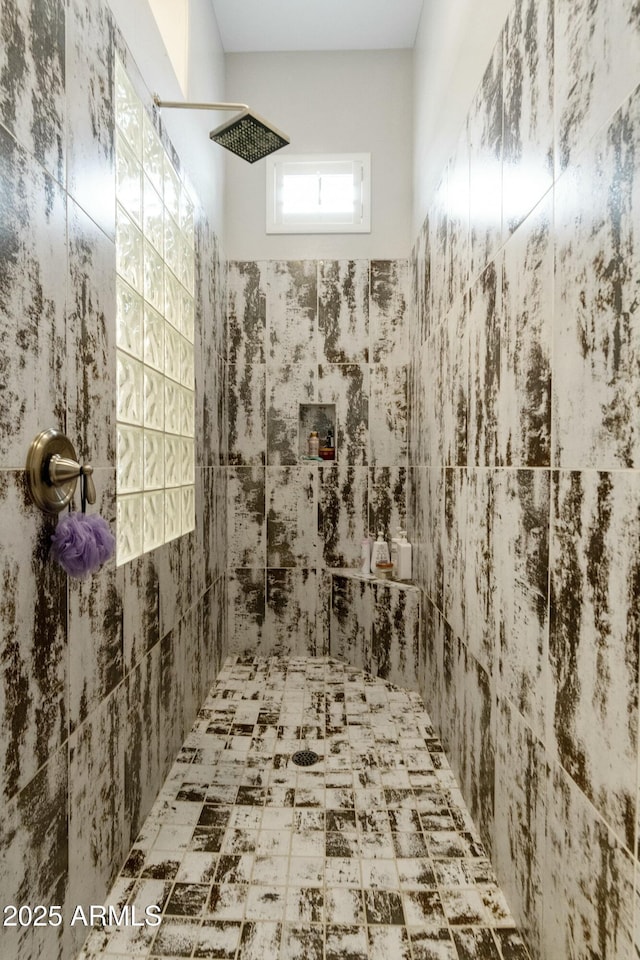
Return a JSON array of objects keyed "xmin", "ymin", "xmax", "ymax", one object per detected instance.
[
  {"xmin": 325, "ymin": 924, "xmax": 369, "ymax": 960},
  {"xmin": 442, "ymin": 637, "xmax": 495, "ymax": 853},
  {"xmin": 177, "ymin": 603, "xmax": 204, "ymax": 743},
  {"xmin": 120, "ymin": 554, "xmax": 160, "ymax": 673},
  {"xmin": 494, "ymin": 469, "xmax": 549, "ymax": 737},
  {"xmin": 492, "ymin": 930, "xmax": 531, "ymax": 960},
  {"xmin": 468, "ymin": 31, "xmax": 504, "ymax": 282},
  {"xmin": 447, "ymin": 125, "xmax": 471, "ymax": 312},
  {"xmin": 500, "ymin": 193, "xmax": 552, "ymax": 467},
  {"xmin": 156, "ymin": 531, "xmax": 202, "ymax": 643},
  {"xmin": 202, "ymin": 576, "xmax": 229, "ymax": 695},
  {"xmin": 451, "ymin": 927, "xmax": 501, "ymax": 959},
  {"xmin": 124, "ymin": 644, "xmax": 162, "ymax": 849},
  {"xmin": 318, "ymin": 364, "xmax": 369, "ymax": 466},
  {"xmin": 554, "ymin": 86, "xmax": 640, "ymax": 469},
  {"xmin": 423, "ymin": 467, "xmax": 445, "ymax": 610},
  {"xmin": 227, "ymin": 569, "xmax": 265, "ymax": 656},
  {"xmin": 67, "ymin": 687, "xmax": 127, "ymax": 957},
  {"xmin": 227, "ymin": 467, "xmax": 265, "ymax": 568},
  {"xmin": 371, "ymin": 582, "xmax": 420, "ymax": 691},
  {"xmin": 555, "ymin": 0, "xmax": 640, "ymax": 173},
  {"xmin": 0, "ymin": 471, "xmax": 66, "ymax": 803},
  {"xmin": 443, "ymin": 467, "xmax": 467, "ymax": 650},
  {"xmin": 0, "ymin": 747, "xmax": 67, "ymax": 960},
  {"xmin": 266, "ymin": 466, "xmax": 317, "ymax": 567},
  {"xmin": 370, "ymin": 260, "xmax": 409, "ymax": 365},
  {"xmin": 443, "ymin": 296, "xmax": 470, "ymax": 468},
  {"xmin": 464, "ymin": 469, "xmax": 500, "ymax": 673},
  {"xmin": 367, "ymin": 924, "xmax": 412, "ymax": 960},
  {"xmin": 409, "ymin": 927, "xmax": 458, "ymax": 960},
  {"xmin": 543, "ymin": 761, "xmax": 635, "ymax": 960},
  {"xmin": 68, "ymin": 197, "xmax": 116, "ymax": 464},
  {"xmin": 407, "ymin": 468, "xmax": 423, "ymax": 591},
  {"xmin": 369, "ymin": 364, "xmax": 407, "ymax": 468},
  {"xmin": 198, "ymin": 346, "xmax": 227, "ymax": 468},
  {"xmin": 237, "ymin": 920, "xmax": 282, "ymax": 960},
  {"xmin": 266, "ymin": 260, "xmax": 317, "ymax": 363},
  {"xmin": 0, "ymin": 125, "xmax": 67, "ymax": 471},
  {"xmin": 0, "ymin": 0, "xmax": 65, "ymax": 184},
  {"xmin": 228, "ymin": 362, "xmax": 265, "ymax": 466},
  {"xmin": 317, "ymin": 569, "xmax": 332, "ymax": 658},
  {"xmin": 407, "ymin": 349, "xmax": 419, "ymax": 467},
  {"xmin": 418, "ymin": 598, "xmax": 450, "ymax": 740},
  {"xmin": 148, "ymin": 917, "xmax": 199, "ymax": 954},
  {"xmin": 199, "ymin": 575, "xmax": 227, "ymax": 701},
  {"xmin": 319, "ymin": 260, "xmax": 369, "ymax": 363},
  {"xmin": 227, "ymin": 261, "xmax": 266, "ymax": 364},
  {"xmin": 416, "ymin": 336, "xmax": 440, "ymax": 467},
  {"xmin": 330, "ymin": 575, "xmax": 372, "ymax": 674},
  {"xmin": 429, "ymin": 169, "xmax": 449, "ymax": 329},
  {"xmin": 195, "ymin": 919, "xmax": 242, "ymax": 958},
  {"xmin": 160, "ymin": 627, "xmax": 188, "ymax": 775},
  {"xmin": 549, "ymin": 470, "xmax": 639, "ymax": 850},
  {"xmin": 368, "ymin": 466, "xmax": 407, "ymax": 539},
  {"xmin": 199, "ymin": 464, "xmax": 227, "ymax": 589},
  {"xmin": 196, "ymin": 224, "xmax": 227, "ymax": 468},
  {"xmin": 68, "ymin": 472, "xmax": 122, "ymax": 731},
  {"xmin": 416, "ymin": 216, "xmax": 432, "ymax": 345},
  {"xmin": 494, "ymin": 699, "xmax": 546, "ymax": 958},
  {"xmin": 267, "ymin": 364, "xmax": 316, "ymax": 465},
  {"xmin": 318, "ymin": 465, "xmax": 368, "ymax": 568},
  {"xmin": 66, "ymin": 0, "xmax": 115, "ymax": 237},
  {"xmin": 467, "ymin": 259, "xmax": 502, "ymax": 467},
  {"xmin": 502, "ymin": 0, "xmax": 554, "ymax": 235},
  {"xmin": 265, "ymin": 568, "xmax": 318, "ymax": 657}
]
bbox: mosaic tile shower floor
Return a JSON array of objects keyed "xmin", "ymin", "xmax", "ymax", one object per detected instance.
[{"xmin": 78, "ymin": 657, "xmax": 531, "ymax": 960}]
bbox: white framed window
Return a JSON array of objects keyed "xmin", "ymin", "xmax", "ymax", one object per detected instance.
[{"xmin": 266, "ymin": 153, "xmax": 371, "ymax": 234}]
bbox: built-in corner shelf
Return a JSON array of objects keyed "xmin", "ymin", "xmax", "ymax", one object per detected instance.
[
  {"xmin": 299, "ymin": 403, "xmax": 336, "ymax": 462},
  {"xmin": 328, "ymin": 568, "xmax": 420, "ymax": 692},
  {"xmin": 329, "ymin": 567, "xmax": 417, "ymax": 591}
]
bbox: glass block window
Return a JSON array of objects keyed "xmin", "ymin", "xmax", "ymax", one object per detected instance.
[{"xmin": 115, "ymin": 58, "xmax": 195, "ymax": 565}]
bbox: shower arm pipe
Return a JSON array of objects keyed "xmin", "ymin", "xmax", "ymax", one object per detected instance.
[{"xmin": 153, "ymin": 95, "xmax": 249, "ymax": 113}]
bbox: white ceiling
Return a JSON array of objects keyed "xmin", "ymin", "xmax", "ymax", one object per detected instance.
[{"xmin": 210, "ymin": 0, "xmax": 425, "ymax": 52}]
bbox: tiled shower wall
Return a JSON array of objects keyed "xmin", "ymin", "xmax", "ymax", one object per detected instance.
[
  {"xmin": 0, "ymin": 2, "xmax": 227, "ymax": 959},
  {"xmin": 410, "ymin": 0, "xmax": 640, "ymax": 957},
  {"xmin": 226, "ymin": 259, "xmax": 408, "ymax": 658}
]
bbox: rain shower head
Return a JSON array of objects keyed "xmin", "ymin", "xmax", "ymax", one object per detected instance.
[
  {"xmin": 153, "ymin": 95, "xmax": 290, "ymax": 163},
  {"xmin": 209, "ymin": 109, "xmax": 290, "ymax": 164}
]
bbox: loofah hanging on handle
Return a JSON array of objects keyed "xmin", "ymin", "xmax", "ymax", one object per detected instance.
[{"xmin": 50, "ymin": 512, "xmax": 115, "ymax": 578}]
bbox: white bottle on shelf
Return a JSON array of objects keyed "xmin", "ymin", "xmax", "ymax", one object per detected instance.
[
  {"xmin": 391, "ymin": 530, "xmax": 412, "ymax": 580},
  {"xmin": 370, "ymin": 531, "xmax": 390, "ymax": 575}
]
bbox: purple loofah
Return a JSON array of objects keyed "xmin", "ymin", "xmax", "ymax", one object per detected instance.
[{"xmin": 51, "ymin": 512, "xmax": 116, "ymax": 578}]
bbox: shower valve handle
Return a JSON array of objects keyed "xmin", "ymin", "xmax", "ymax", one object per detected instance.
[{"xmin": 48, "ymin": 456, "xmax": 97, "ymax": 505}]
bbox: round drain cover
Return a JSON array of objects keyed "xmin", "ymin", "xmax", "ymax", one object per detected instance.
[{"xmin": 292, "ymin": 749, "xmax": 319, "ymax": 767}]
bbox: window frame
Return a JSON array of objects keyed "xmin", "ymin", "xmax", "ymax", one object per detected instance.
[{"xmin": 266, "ymin": 152, "xmax": 371, "ymax": 234}]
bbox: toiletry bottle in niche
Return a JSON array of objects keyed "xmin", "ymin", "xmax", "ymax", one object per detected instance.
[
  {"xmin": 370, "ymin": 531, "xmax": 390, "ymax": 575},
  {"xmin": 391, "ymin": 530, "xmax": 412, "ymax": 581},
  {"xmin": 325, "ymin": 430, "xmax": 335, "ymax": 460},
  {"xmin": 390, "ymin": 528, "xmax": 402, "ymax": 573},
  {"xmin": 308, "ymin": 430, "xmax": 319, "ymax": 457}
]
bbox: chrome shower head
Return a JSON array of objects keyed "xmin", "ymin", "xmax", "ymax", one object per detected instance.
[
  {"xmin": 210, "ymin": 109, "xmax": 290, "ymax": 163},
  {"xmin": 152, "ymin": 95, "xmax": 290, "ymax": 164}
]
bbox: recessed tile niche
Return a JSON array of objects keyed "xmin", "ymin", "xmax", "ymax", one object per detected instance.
[{"xmin": 299, "ymin": 403, "xmax": 336, "ymax": 460}]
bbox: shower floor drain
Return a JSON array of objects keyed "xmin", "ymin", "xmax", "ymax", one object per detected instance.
[{"xmin": 292, "ymin": 749, "xmax": 320, "ymax": 767}]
